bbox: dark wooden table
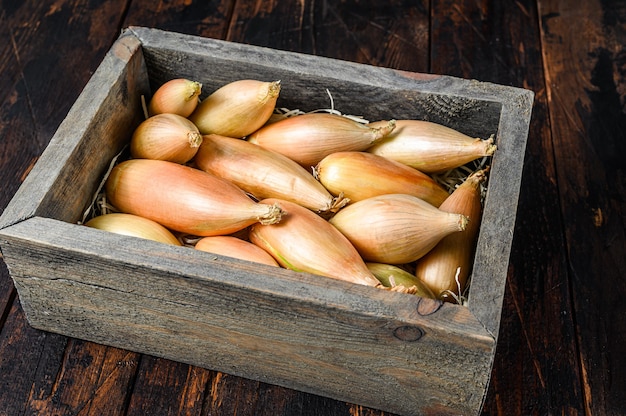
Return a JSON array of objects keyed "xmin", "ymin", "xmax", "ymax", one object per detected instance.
[{"xmin": 1, "ymin": 1, "xmax": 625, "ymax": 415}]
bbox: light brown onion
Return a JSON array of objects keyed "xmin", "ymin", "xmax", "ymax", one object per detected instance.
[
  {"xmin": 315, "ymin": 151, "xmax": 449, "ymax": 207},
  {"xmin": 194, "ymin": 134, "xmax": 348, "ymax": 214},
  {"xmin": 85, "ymin": 213, "xmax": 182, "ymax": 246},
  {"xmin": 130, "ymin": 113, "xmax": 203, "ymax": 164},
  {"xmin": 195, "ymin": 235, "xmax": 280, "ymax": 267},
  {"xmin": 148, "ymin": 78, "xmax": 202, "ymax": 117},
  {"xmin": 248, "ymin": 114, "xmax": 396, "ymax": 167},
  {"xmin": 189, "ymin": 79, "xmax": 281, "ymax": 137},
  {"xmin": 415, "ymin": 169, "xmax": 487, "ymax": 302},
  {"xmin": 105, "ymin": 159, "xmax": 283, "ymax": 236},
  {"xmin": 329, "ymin": 193, "xmax": 468, "ymax": 264},
  {"xmin": 249, "ymin": 198, "xmax": 381, "ymax": 287},
  {"xmin": 367, "ymin": 119, "xmax": 496, "ymax": 173}
]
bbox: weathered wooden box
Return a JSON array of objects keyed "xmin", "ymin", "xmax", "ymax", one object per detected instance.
[{"xmin": 0, "ymin": 27, "xmax": 533, "ymax": 415}]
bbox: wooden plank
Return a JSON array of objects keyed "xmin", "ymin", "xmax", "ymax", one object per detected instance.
[
  {"xmin": 225, "ymin": 0, "xmax": 430, "ymax": 73},
  {"xmin": 0, "ymin": 3, "xmax": 43, "ymax": 208},
  {"xmin": 0, "ymin": 0, "xmax": 132, "ymax": 324},
  {"xmin": 0, "ymin": 299, "xmax": 68, "ymax": 416},
  {"xmin": 0, "ymin": 296, "xmax": 143, "ymax": 416},
  {"xmin": 136, "ymin": 34, "xmax": 502, "ymax": 138},
  {"xmin": 0, "ymin": 1, "xmax": 129, "ymax": 199},
  {"xmin": 129, "ymin": 25, "xmax": 524, "ymax": 145},
  {"xmin": 431, "ymin": 1, "xmax": 585, "ymax": 414},
  {"xmin": 124, "ymin": 0, "xmax": 235, "ymax": 40},
  {"xmin": 538, "ymin": 1, "xmax": 626, "ymax": 414},
  {"xmin": 125, "ymin": 356, "xmax": 212, "ymax": 416},
  {"xmin": 24, "ymin": 339, "xmax": 140, "ymax": 415}
]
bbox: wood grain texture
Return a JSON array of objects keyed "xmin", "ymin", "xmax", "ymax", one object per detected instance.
[
  {"xmin": 0, "ymin": 11, "xmax": 149, "ymax": 229},
  {"xmin": 125, "ymin": 356, "xmax": 211, "ymax": 416},
  {"xmin": 124, "ymin": 0, "xmax": 234, "ymax": 39},
  {"xmin": 131, "ymin": 26, "xmax": 506, "ymax": 136},
  {"xmin": 225, "ymin": 0, "xmax": 430, "ymax": 73},
  {"xmin": 0, "ymin": 1, "xmax": 129, "ymax": 203},
  {"xmin": 430, "ymin": 0, "xmax": 585, "ymax": 414},
  {"xmin": 0, "ymin": 300, "xmax": 67, "ymax": 415},
  {"xmin": 24, "ymin": 339, "xmax": 140, "ymax": 415},
  {"xmin": 538, "ymin": 0, "xmax": 626, "ymax": 414}
]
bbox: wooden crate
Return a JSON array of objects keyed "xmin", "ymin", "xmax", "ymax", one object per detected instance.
[{"xmin": 0, "ymin": 27, "xmax": 533, "ymax": 416}]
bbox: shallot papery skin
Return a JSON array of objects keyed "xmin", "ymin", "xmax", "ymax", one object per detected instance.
[
  {"xmin": 105, "ymin": 159, "xmax": 283, "ymax": 237},
  {"xmin": 367, "ymin": 119, "xmax": 496, "ymax": 173},
  {"xmin": 248, "ymin": 113, "xmax": 396, "ymax": 167},
  {"xmin": 415, "ymin": 169, "xmax": 487, "ymax": 301},
  {"xmin": 329, "ymin": 193, "xmax": 468, "ymax": 264},
  {"xmin": 249, "ymin": 198, "xmax": 381, "ymax": 287}
]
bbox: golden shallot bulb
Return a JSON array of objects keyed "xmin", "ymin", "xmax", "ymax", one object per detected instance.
[
  {"xmin": 85, "ymin": 213, "xmax": 181, "ymax": 246},
  {"xmin": 329, "ymin": 193, "xmax": 468, "ymax": 264},
  {"xmin": 195, "ymin": 235, "xmax": 280, "ymax": 267},
  {"xmin": 130, "ymin": 113, "xmax": 203, "ymax": 164},
  {"xmin": 367, "ymin": 119, "xmax": 496, "ymax": 173},
  {"xmin": 148, "ymin": 78, "xmax": 202, "ymax": 117},
  {"xmin": 249, "ymin": 198, "xmax": 381, "ymax": 287},
  {"xmin": 105, "ymin": 159, "xmax": 283, "ymax": 237},
  {"xmin": 194, "ymin": 134, "xmax": 348, "ymax": 214},
  {"xmin": 415, "ymin": 168, "xmax": 487, "ymax": 302},
  {"xmin": 315, "ymin": 151, "xmax": 449, "ymax": 207},
  {"xmin": 189, "ymin": 79, "xmax": 281, "ymax": 137},
  {"xmin": 248, "ymin": 113, "xmax": 396, "ymax": 168}
]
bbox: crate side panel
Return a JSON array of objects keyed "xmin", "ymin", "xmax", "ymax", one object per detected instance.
[
  {"xmin": 467, "ymin": 88, "xmax": 534, "ymax": 337},
  {"xmin": 0, "ymin": 30, "xmax": 149, "ymax": 229},
  {"xmin": 151, "ymin": 54, "xmax": 502, "ymax": 140},
  {"xmin": 130, "ymin": 27, "xmax": 502, "ymax": 139},
  {"xmin": 1, "ymin": 217, "xmax": 494, "ymax": 416}
]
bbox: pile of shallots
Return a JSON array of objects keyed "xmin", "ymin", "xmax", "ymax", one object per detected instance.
[{"xmin": 85, "ymin": 78, "xmax": 496, "ymax": 303}]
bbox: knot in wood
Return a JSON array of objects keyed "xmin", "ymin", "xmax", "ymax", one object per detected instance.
[{"xmin": 393, "ymin": 325, "xmax": 424, "ymax": 342}]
